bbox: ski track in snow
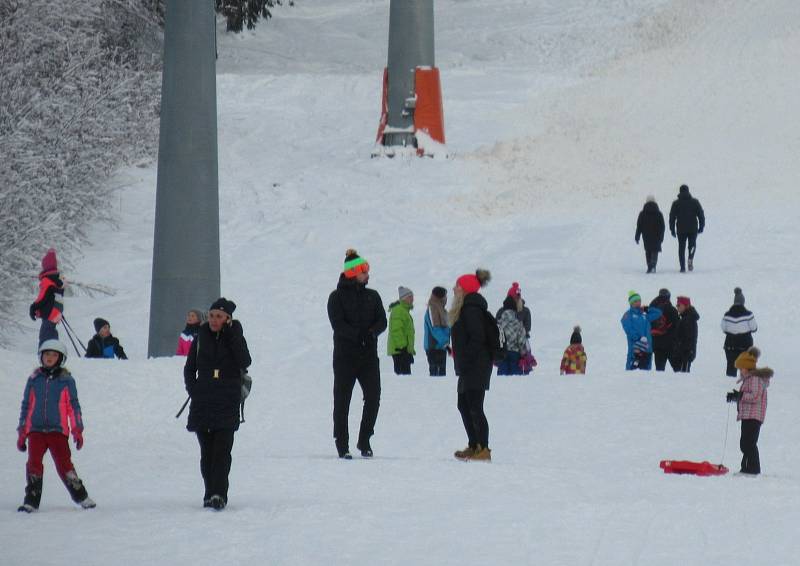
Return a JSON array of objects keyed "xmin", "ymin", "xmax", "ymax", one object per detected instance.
[{"xmin": 2, "ymin": 1, "xmax": 800, "ymax": 565}]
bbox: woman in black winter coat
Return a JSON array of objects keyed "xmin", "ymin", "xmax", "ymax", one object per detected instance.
[
  {"xmin": 675, "ymin": 296, "xmax": 699, "ymax": 372},
  {"xmin": 184, "ymin": 297, "xmax": 252, "ymax": 510},
  {"xmin": 450, "ymin": 269, "xmax": 493, "ymax": 462},
  {"xmin": 635, "ymin": 196, "xmax": 666, "ymax": 273}
]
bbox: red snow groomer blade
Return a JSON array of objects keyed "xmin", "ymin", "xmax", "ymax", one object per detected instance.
[{"xmin": 660, "ymin": 460, "xmax": 729, "ymax": 476}]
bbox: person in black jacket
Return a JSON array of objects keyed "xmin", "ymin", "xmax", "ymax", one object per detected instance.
[
  {"xmin": 668, "ymin": 184, "xmax": 705, "ymax": 272},
  {"xmin": 183, "ymin": 297, "xmax": 251, "ymax": 510},
  {"xmin": 635, "ymin": 196, "xmax": 666, "ymax": 273},
  {"xmin": 451, "ymin": 269, "xmax": 493, "ymax": 462},
  {"xmin": 675, "ymin": 296, "xmax": 699, "ymax": 372},
  {"xmin": 84, "ymin": 318, "xmax": 128, "ymax": 359},
  {"xmin": 648, "ymin": 289, "xmax": 680, "ymax": 371},
  {"xmin": 721, "ymin": 287, "xmax": 758, "ymax": 377},
  {"xmin": 326, "ymin": 249, "xmax": 387, "ymax": 460}
]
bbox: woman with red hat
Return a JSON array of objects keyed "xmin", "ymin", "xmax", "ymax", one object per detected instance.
[{"xmin": 450, "ymin": 269, "xmax": 494, "ymax": 462}]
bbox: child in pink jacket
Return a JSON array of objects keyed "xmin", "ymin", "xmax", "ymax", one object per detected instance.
[{"xmin": 726, "ymin": 347, "xmax": 773, "ymax": 476}]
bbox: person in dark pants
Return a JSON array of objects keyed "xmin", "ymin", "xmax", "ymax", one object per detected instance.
[
  {"xmin": 675, "ymin": 296, "xmax": 699, "ymax": 372},
  {"xmin": 424, "ymin": 286, "xmax": 450, "ymax": 376},
  {"xmin": 721, "ymin": 287, "xmax": 758, "ymax": 377},
  {"xmin": 451, "ymin": 269, "xmax": 494, "ymax": 462},
  {"xmin": 184, "ymin": 297, "xmax": 251, "ymax": 510},
  {"xmin": 648, "ymin": 288, "xmax": 679, "ymax": 371},
  {"xmin": 327, "ymin": 249, "xmax": 387, "ymax": 459},
  {"xmin": 668, "ymin": 184, "xmax": 705, "ymax": 272},
  {"xmin": 635, "ymin": 196, "xmax": 666, "ymax": 273},
  {"xmin": 726, "ymin": 347, "xmax": 772, "ymax": 475}
]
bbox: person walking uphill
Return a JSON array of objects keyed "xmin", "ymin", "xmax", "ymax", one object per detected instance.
[
  {"xmin": 183, "ymin": 298, "xmax": 251, "ymax": 510},
  {"xmin": 635, "ymin": 196, "xmax": 666, "ymax": 273},
  {"xmin": 675, "ymin": 296, "xmax": 699, "ymax": 372},
  {"xmin": 387, "ymin": 286, "xmax": 415, "ymax": 375},
  {"xmin": 721, "ymin": 287, "xmax": 758, "ymax": 377},
  {"xmin": 451, "ymin": 269, "xmax": 494, "ymax": 462},
  {"xmin": 621, "ymin": 291, "xmax": 662, "ymax": 370},
  {"xmin": 726, "ymin": 347, "xmax": 773, "ymax": 476},
  {"xmin": 668, "ymin": 184, "xmax": 705, "ymax": 272},
  {"xmin": 29, "ymin": 248, "xmax": 65, "ymax": 346},
  {"xmin": 424, "ymin": 286, "xmax": 450, "ymax": 376},
  {"xmin": 327, "ymin": 250, "xmax": 387, "ymax": 459},
  {"xmin": 17, "ymin": 340, "xmax": 95, "ymax": 512}
]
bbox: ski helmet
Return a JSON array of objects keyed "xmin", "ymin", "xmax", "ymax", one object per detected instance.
[{"xmin": 38, "ymin": 339, "xmax": 68, "ymax": 367}]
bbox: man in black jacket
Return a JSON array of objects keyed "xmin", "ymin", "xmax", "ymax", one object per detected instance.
[
  {"xmin": 184, "ymin": 297, "xmax": 251, "ymax": 510},
  {"xmin": 327, "ymin": 250, "xmax": 387, "ymax": 459},
  {"xmin": 668, "ymin": 184, "xmax": 705, "ymax": 272}
]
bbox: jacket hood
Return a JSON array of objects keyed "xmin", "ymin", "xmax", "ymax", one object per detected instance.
[
  {"xmin": 388, "ymin": 300, "xmax": 412, "ymax": 311},
  {"xmin": 738, "ymin": 367, "xmax": 774, "ymax": 386},
  {"xmin": 337, "ymin": 273, "xmax": 365, "ymax": 291},
  {"xmin": 463, "ymin": 292, "xmax": 488, "ymax": 311},
  {"xmin": 642, "ymin": 201, "xmax": 661, "ymax": 214},
  {"xmin": 682, "ymin": 307, "xmax": 700, "ymax": 322}
]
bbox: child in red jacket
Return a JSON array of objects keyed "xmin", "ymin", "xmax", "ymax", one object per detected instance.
[
  {"xmin": 726, "ymin": 347, "xmax": 773, "ymax": 476},
  {"xmin": 17, "ymin": 340, "xmax": 96, "ymax": 512},
  {"xmin": 29, "ymin": 248, "xmax": 65, "ymax": 347},
  {"xmin": 560, "ymin": 326, "xmax": 587, "ymax": 374}
]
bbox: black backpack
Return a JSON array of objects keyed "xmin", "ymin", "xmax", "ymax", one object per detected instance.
[{"xmin": 483, "ymin": 310, "xmax": 507, "ymax": 363}]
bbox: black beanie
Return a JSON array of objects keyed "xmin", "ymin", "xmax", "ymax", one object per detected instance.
[
  {"xmin": 93, "ymin": 317, "xmax": 109, "ymax": 333},
  {"xmin": 570, "ymin": 325, "xmax": 582, "ymax": 345},
  {"xmin": 679, "ymin": 184, "xmax": 690, "ymax": 196},
  {"xmin": 658, "ymin": 288, "xmax": 670, "ymax": 299},
  {"xmin": 432, "ymin": 286, "xmax": 447, "ymax": 299},
  {"xmin": 209, "ymin": 297, "xmax": 236, "ymax": 316}
]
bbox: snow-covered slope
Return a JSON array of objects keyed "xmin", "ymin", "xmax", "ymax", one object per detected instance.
[{"xmin": 2, "ymin": 1, "xmax": 799, "ymax": 565}]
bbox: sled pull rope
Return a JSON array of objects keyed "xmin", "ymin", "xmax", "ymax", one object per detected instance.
[{"xmin": 720, "ymin": 402, "xmax": 732, "ymax": 467}]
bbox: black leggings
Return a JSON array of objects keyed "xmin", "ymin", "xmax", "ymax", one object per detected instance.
[
  {"xmin": 457, "ymin": 389, "xmax": 489, "ymax": 448},
  {"xmin": 740, "ymin": 419, "xmax": 762, "ymax": 475}
]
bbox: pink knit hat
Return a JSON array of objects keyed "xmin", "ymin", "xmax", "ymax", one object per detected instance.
[{"xmin": 40, "ymin": 248, "xmax": 58, "ymax": 277}]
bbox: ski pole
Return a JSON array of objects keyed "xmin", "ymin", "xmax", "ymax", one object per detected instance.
[
  {"xmin": 61, "ymin": 317, "xmax": 87, "ymax": 353},
  {"xmin": 175, "ymin": 396, "xmax": 190, "ymax": 419},
  {"xmin": 60, "ymin": 320, "xmax": 83, "ymax": 357}
]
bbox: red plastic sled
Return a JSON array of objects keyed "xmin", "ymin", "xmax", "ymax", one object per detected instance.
[{"xmin": 660, "ymin": 460, "xmax": 729, "ymax": 476}]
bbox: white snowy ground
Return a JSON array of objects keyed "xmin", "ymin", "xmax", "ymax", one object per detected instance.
[{"xmin": 2, "ymin": 1, "xmax": 800, "ymax": 564}]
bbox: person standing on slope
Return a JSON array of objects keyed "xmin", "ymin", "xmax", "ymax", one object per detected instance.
[
  {"xmin": 29, "ymin": 248, "xmax": 65, "ymax": 346},
  {"xmin": 675, "ymin": 296, "xmax": 699, "ymax": 373},
  {"xmin": 668, "ymin": 184, "xmax": 705, "ymax": 272},
  {"xmin": 183, "ymin": 298, "xmax": 252, "ymax": 510},
  {"xmin": 423, "ymin": 286, "xmax": 450, "ymax": 376},
  {"xmin": 721, "ymin": 287, "xmax": 758, "ymax": 377},
  {"xmin": 387, "ymin": 286, "xmax": 415, "ymax": 375},
  {"xmin": 560, "ymin": 326, "xmax": 587, "ymax": 375},
  {"xmin": 635, "ymin": 196, "xmax": 666, "ymax": 273},
  {"xmin": 648, "ymin": 288, "xmax": 680, "ymax": 372},
  {"xmin": 726, "ymin": 347, "xmax": 773, "ymax": 476},
  {"xmin": 177, "ymin": 309, "xmax": 205, "ymax": 356},
  {"xmin": 621, "ymin": 291, "xmax": 662, "ymax": 370},
  {"xmin": 451, "ymin": 269, "xmax": 494, "ymax": 462},
  {"xmin": 327, "ymin": 249, "xmax": 387, "ymax": 459}
]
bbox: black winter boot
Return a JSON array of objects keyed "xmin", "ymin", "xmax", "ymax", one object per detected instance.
[
  {"xmin": 18, "ymin": 474, "xmax": 42, "ymax": 512},
  {"xmin": 63, "ymin": 470, "xmax": 95, "ymax": 508}
]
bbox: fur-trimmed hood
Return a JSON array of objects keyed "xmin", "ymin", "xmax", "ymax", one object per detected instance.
[{"xmin": 738, "ymin": 367, "xmax": 774, "ymax": 386}]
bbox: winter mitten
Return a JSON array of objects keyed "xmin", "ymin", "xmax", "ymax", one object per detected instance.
[
  {"xmin": 73, "ymin": 429, "xmax": 84, "ymax": 450},
  {"xmin": 17, "ymin": 430, "xmax": 27, "ymax": 452},
  {"xmin": 29, "ymin": 304, "xmax": 37, "ymax": 321}
]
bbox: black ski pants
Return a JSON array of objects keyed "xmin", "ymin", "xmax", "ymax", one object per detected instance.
[
  {"xmin": 457, "ymin": 389, "xmax": 489, "ymax": 449},
  {"xmin": 197, "ymin": 429, "xmax": 235, "ymax": 502},
  {"xmin": 426, "ymin": 349, "xmax": 447, "ymax": 376},
  {"xmin": 725, "ymin": 347, "xmax": 747, "ymax": 377},
  {"xmin": 644, "ymin": 250, "xmax": 659, "ymax": 272},
  {"xmin": 333, "ymin": 354, "xmax": 381, "ymax": 449},
  {"xmin": 392, "ymin": 350, "xmax": 413, "ymax": 375},
  {"xmin": 740, "ymin": 419, "xmax": 762, "ymax": 475},
  {"xmin": 677, "ymin": 232, "xmax": 697, "ymax": 270}
]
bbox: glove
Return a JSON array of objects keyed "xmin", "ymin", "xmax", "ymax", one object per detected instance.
[
  {"xmin": 73, "ymin": 429, "xmax": 84, "ymax": 450},
  {"xmin": 17, "ymin": 430, "xmax": 27, "ymax": 452},
  {"xmin": 671, "ymin": 230, "xmax": 676, "ymax": 238},
  {"xmin": 29, "ymin": 304, "xmax": 37, "ymax": 321},
  {"xmin": 635, "ymin": 238, "xmax": 640, "ymax": 245},
  {"xmin": 698, "ymin": 227, "xmax": 704, "ymax": 234},
  {"xmin": 726, "ymin": 390, "xmax": 742, "ymax": 403}
]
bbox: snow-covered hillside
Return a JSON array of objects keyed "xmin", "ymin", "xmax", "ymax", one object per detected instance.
[{"xmin": 2, "ymin": 1, "xmax": 799, "ymax": 565}]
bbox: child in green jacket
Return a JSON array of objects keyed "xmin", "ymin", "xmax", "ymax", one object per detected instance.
[{"xmin": 388, "ymin": 286, "xmax": 415, "ymax": 375}]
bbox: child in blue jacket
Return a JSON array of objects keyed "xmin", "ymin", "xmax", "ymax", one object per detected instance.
[
  {"xmin": 621, "ymin": 291, "xmax": 662, "ymax": 370},
  {"xmin": 424, "ymin": 287, "xmax": 451, "ymax": 376},
  {"xmin": 17, "ymin": 340, "xmax": 96, "ymax": 512}
]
